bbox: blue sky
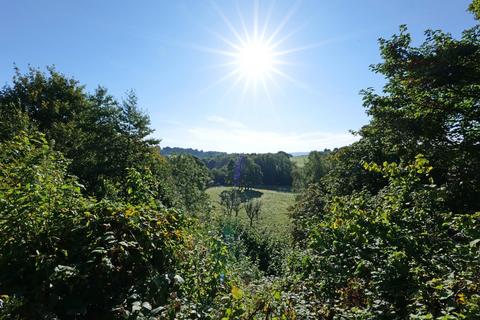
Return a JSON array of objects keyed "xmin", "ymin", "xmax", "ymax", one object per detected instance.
[{"xmin": 1, "ymin": 0, "xmax": 475, "ymax": 152}]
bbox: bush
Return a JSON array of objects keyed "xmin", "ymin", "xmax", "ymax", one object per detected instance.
[
  {"xmin": 0, "ymin": 132, "xmax": 185, "ymax": 318},
  {"xmin": 216, "ymin": 217, "xmax": 287, "ymax": 276},
  {"xmin": 289, "ymin": 155, "xmax": 480, "ymax": 318}
]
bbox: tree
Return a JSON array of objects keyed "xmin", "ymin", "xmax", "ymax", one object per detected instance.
[
  {"xmin": 287, "ymin": 5, "xmax": 480, "ymax": 316},
  {"xmin": 358, "ymin": 25, "xmax": 480, "ymax": 213},
  {"xmin": 210, "ymin": 166, "xmax": 228, "ymax": 185},
  {"xmin": 219, "ymin": 189, "xmax": 243, "ymax": 217},
  {"xmin": 292, "ymin": 150, "xmax": 333, "ymax": 191},
  {"xmin": 252, "ymin": 152, "xmax": 293, "ymax": 187},
  {"xmin": 469, "ymin": 0, "xmax": 480, "ymax": 20},
  {"xmin": 242, "ymin": 156, "xmax": 263, "ymax": 190},
  {"xmin": 226, "ymin": 156, "xmax": 263, "ymax": 190},
  {"xmin": 312, "ymin": 24, "xmax": 480, "ymax": 213},
  {"xmin": 0, "ymin": 67, "xmax": 162, "ymax": 198},
  {"xmin": 244, "ymin": 199, "xmax": 262, "ymax": 227},
  {"xmin": 169, "ymin": 154, "xmax": 210, "ymax": 213}
]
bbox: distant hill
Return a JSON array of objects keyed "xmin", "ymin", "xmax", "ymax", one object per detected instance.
[{"xmin": 161, "ymin": 147, "xmax": 227, "ymax": 159}]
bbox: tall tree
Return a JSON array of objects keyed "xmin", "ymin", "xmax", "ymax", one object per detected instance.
[
  {"xmin": 169, "ymin": 154, "xmax": 210, "ymax": 213},
  {"xmin": 0, "ymin": 67, "xmax": 161, "ymax": 197},
  {"xmin": 320, "ymin": 24, "xmax": 480, "ymax": 213},
  {"xmin": 359, "ymin": 25, "xmax": 480, "ymax": 213}
]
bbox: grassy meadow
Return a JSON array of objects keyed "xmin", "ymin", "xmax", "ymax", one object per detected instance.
[
  {"xmin": 206, "ymin": 186, "xmax": 296, "ymax": 237},
  {"xmin": 291, "ymin": 155, "xmax": 307, "ymax": 167}
]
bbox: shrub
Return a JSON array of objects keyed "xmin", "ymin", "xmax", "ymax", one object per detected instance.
[
  {"xmin": 0, "ymin": 132, "xmax": 185, "ymax": 318},
  {"xmin": 290, "ymin": 155, "xmax": 480, "ymax": 317}
]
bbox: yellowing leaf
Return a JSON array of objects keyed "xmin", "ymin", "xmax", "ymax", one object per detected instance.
[{"xmin": 231, "ymin": 285, "xmax": 243, "ymax": 299}]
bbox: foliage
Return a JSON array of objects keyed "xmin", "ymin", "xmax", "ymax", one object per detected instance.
[
  {"xmin": 328, "ymin": 25, "xmax": 480, "ymax": 213},
  {"xmin": 206, "ymin": 152, "xmax": 294, "ymax": 188},
  {"xmin": 292, "ymin": 149, "xmax": 332, "ymax": 191},
  {"xmin": 0, "ymin": 67, "xmax": 162, "ymax": 198},
  {"xmin": 0, "ymin": 132, "xmax": 185, "ymax": 318},
  {"xmin": 252, "ymin": 152, "xmax": 293, "ymax": 186},
  {"xmin": 168, "ymin": 154, "xmax": 210, "ymax": 214},
  {"xmin": 2, "ymin": 2, "xmax": 480, "ymax": 318},
  {"xmin": 161, "ymin": 146, "xmax": 227, "ymax": 159},
  {"xmin": 219, "ymin": 188, "xmax": 244, "ymax": 217},
  {"xmin": 287, "ymin": 17, "xmax": 480, "ymax": 316},
  {"xmin": 244, "ymin": 199, "xmax": 262, "ymax": 227},
  {"xmin": 290, "ymin": 156, "xmax": 480, "ymax": 318},
  {"xmin": 226, "ymin": 156, "xmax": 263, "ymax": 190},
  {"xmin": 469, "ymin": 0, "xmax": 480, "ymax": 20},
  {"xmin": 289, "ymin": 183, "xmax": 327, "ymax": 243},
  {"xmin": 215, "ymin": 216, "xmax": 287, "ymax": 277}
]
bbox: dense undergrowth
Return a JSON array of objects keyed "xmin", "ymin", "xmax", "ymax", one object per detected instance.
[{"xmin": 1, "ymin": 2, "xmax": 480, "ymax": 319}]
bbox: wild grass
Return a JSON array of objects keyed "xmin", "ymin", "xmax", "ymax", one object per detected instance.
[{"xmin": 206, "ymin": 186, "xmax": 296, "ymax": 238}]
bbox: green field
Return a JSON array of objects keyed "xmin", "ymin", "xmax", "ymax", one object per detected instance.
[
  {"xmin": 206, "ymin": 186, "xmax": 296, "ymax": 237},
  {"xmin": 291, "ymin": 155, "xmax": 308, "ymax": 167}
]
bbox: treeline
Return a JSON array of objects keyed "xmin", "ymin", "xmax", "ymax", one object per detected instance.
[
  {"xmin": 161, "ymin": 146, "xmax": 227, "ymax": 159},
  {"xmin": 162, "ymin": 147, "xmax": 295, "ymax": 189},
  {"xmin": 206, "ymin": 152, "xmax": 293, "ymax": 189},
  {"xmin": 163, "ymin": 146, "xmax": 333, "ymax": 191}
]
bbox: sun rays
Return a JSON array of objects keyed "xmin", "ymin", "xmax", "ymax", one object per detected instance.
[{"xmin": 199, "ymin": 0, "xmax": 309, "ymax": 101}]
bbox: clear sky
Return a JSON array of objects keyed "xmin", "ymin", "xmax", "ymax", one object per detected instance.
[{"xmin": 1, "ymin": 0, "xmax": 476, "ymax": 153}]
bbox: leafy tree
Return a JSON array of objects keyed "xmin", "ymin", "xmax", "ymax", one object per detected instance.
[
  {"xmin": 304, "ymin": 151, "xmax": 330, "ymax": 182},
  {"xmin": 244, "ymin": 199, "xmax": 262, "ymax": 227},
  {"xmin": 226, "ymin": 156, "xmax": 263, "ymax": 190},
  {"xmin": 219, "ymin": 189, "xmax": 243, "ymax": 217},
  {"xmin": 292, "ymin": 150, "xmax": 333, "ymax": 191},
  {"xmin": 358, "ymin": 25, "xmax": 480, "ymax": 213},
  {"xmin": 0, "ymin": 67, "xmax": 161, "ymax": 198},
  {"xmin": 286, "ymin": 5, "xmax": 480, "ymax": 317},
  {"xmin": 314, "ymin": 24, "xmax": 480, "ymax": 214},
  {"xmin": 242, "ymin": 157, "xmax": 263, "ymax": 190},
  {"xmin": 169, "ymin": 154, "xmax": 210, "ymax": 214},
  {"xmin": 321, "ymin": 140, "xmax": 389, "ymax": 196},
  {"xmin": 469, "ymin": 0, "xmax": 480, "ymax": 20},
  {"xmin": 210, "ymin": 166, "xmax": 228, "ymax": 185},
  {"xmin": 252, "ymin": 152, "xmax": 293, "ymax": 187}
]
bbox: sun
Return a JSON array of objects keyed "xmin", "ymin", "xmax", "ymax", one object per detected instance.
[
  {"xmin": 235, "ymin": 40, "xmax": 275, "ymax": 81},
  {"xmin": 198, "ymin": 1, "xmax": 310, "ymax": 99}
]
